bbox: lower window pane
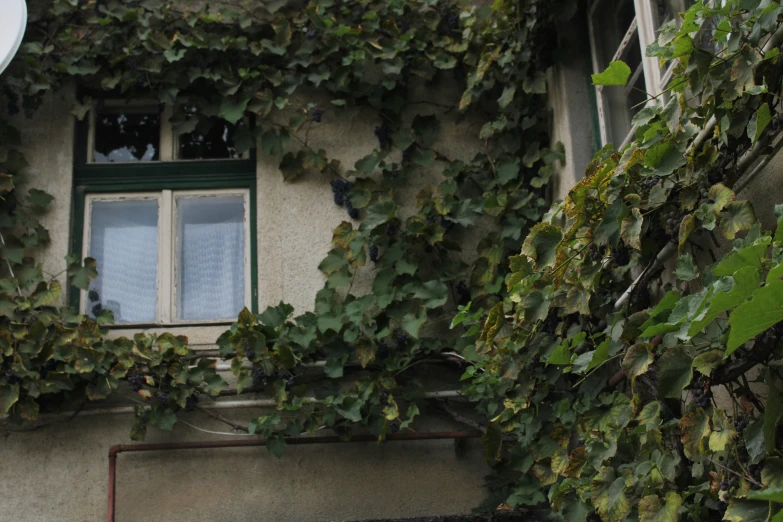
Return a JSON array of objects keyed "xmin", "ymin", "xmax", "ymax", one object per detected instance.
[
  {"xmin": 177, "ymin": 195, "xmax": 245, "ymax": 320},
  {"xmin": 88, "ymin": 199, "xmax": 159, "ymax": 323}
]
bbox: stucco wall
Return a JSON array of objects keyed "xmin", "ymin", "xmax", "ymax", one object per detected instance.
[{"xmin": 0, "ymin": 81, "xmax": 500, "ymax": 521}]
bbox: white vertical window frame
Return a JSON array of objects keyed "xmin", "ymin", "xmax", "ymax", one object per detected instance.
[
  {"xmin": 81, "ymin": 189, "xmax": 251, "ymax": 325},
  {"xmin": 635, "ymin": 0, "xmax": 665, "ymax": 97}
]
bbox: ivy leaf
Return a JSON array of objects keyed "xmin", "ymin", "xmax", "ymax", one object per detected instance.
[
  {"xmin": 413, "ymin": 280, "xmax": 449, "ymax": 308},
  {"xmin": 621, "ymin": 208, "xmax": 643, "ymax": 250},
  {"xmin": 521, "ymin": 223, "xmax": 562, "ymax": 269},
  {"xmin": 720, "ymin": 201, "xmax": 756, "ymax": 240},
  {"xmin": 482, "ymin": 422, "xmax": 502, "ymax": 462},
  {"xmin": 360, "ymin": 200, "xmax": 397, "ymax": 232},
  {"xmin": 679, "ymin": 410, "xmax": 710, "ymax": 459},
  {"xmin": 638, "ymin": 492, "xmax": 683, "ymax": 522},
  {"xmin": 412, "ymin": 114, "xmax": 440, "ymax": 148},
  {"xmin": 0, "ymin": 385, "xmax": 19, "ymax": 413},
  {"xmin": 709, "ymin": 409, "xmax": 737, "ymax": 452},
  {"xmin": 68, "ymin": 257, "xmax": 98, "ymax": 291},
  {"xmin": 748, "ymin": 488, "xmax": 783, "ymax": 503},
  {"xmin": 764, "ymin": 370, "xmax": 782, "ymax": 455},
  {"xmin": 674, "ymin": 253, "xmax": 698, "ymax": 281},
  {"xmin": 591, "ymin": 467, "xmax": 631, "ymax": 522},
  {"xmin": 496, "ymin": 157, "xmax": 520, "ymax": 185},
  {"xmin": 402, "ymin": 305, "xmax": 427, "ymax": 338},
  {"xmin": 658, "ymin": 346, "xmax": 693, "ymax": 399},
  {"xmin": 498, "ymin": 85, "xmax": 516, "ymax": 108},
  {"xmin": 727, "ymin": 280, "xmax": 783, "ymax": 354},
  {"xmin": 219, "ymin": 97, "xmax": 250, "ymax": 125},
  {"xmin": 621, "ymin": 344, "xmax": 653, "ymax": 380},
  {"xmin": 678, "ymin": 214, "xmax": 695, "ymax": 253},
  {"xmin": 638, "ymin": 401, "xmax": 662, "ymax": 431},
  {"xmin": 708, "ymin": 184, "xmax": 735, "ymax": 213},
  {"xmin": 163, "ymin": 48, "xmax": 186, "ymax": 62},
  {"xmin": 266, "ymin": 434, "xmax": 287, "ymax": 458},
  {"xmin": 748, "ymin": 102, "xmax": 772, "ymax": 144},
  {"xmin": 592, "ymin": 61, "xmax": 632, "ymax": 86},
  {"xmin": 692, "ymin": 350, "xmax": 724, "ymax": 375},
  {"xmin": 522, "ymin": 71, "xmax": 547, "ymax": 93},
  {"xmin": 746, "ymin": 418, "xmax": 766, "ymax": 464},
  {"xmin": 723, "ymin": 500, "xmax": 771, "ymax": 522}
]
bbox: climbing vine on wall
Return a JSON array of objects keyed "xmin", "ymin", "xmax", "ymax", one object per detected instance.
[{"xmin": 3, "ymin": 0, "xmax": 783, "ymax": 521}]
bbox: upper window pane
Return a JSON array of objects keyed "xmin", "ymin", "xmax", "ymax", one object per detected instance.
[
  {"xmin": 176, "ymin": 195, "xmax": 245, "ymax": 321},
  {"xmin": 93, "ymin": 106, "xmax": 161, "ymax": 163},
  {"xmin": 591, "ymin": 0, "xmax": 636, "ymax": 71},
  {"xmin": 178, "ymin": 119, "xmax": 241, "ymax": 160},
  {"xmin": 88, "ymin": 199, "xmax": 159, "ymax": 323}
]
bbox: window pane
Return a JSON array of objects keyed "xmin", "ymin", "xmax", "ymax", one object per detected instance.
[
  {"xmin": 591, "ymin": 0, "xmax": 636, "ymax": 71},
  {"xmin": 178, "ymin": 119, "xmax": 241, "ymax": 160},
  {"xmin": 88, "ymin": 199, "xmax": 159, "ymax": 323},
  {"xmin": 177, "ymin": 195, "xmax": 245, "ymax": 320},
  {"xmin": 93, "ymin": 107, "xmax": 161, "ymax": 163}
]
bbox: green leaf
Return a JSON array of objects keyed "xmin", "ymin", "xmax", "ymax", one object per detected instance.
[
  {"xmin": 727, "ymin": 280, "xmax": 783, "ymax": 354},
  {"xmin": 591, "ymin": 467, "xmax": 631, "ymax": 522},
  {"xmin": 709, "ymin": 409, "xmax": 737, "ymax": 452},
  {"xmin": 674, "ymin": 253, "xmax": 698, "ymax": 281},
  {"xmin": 521, "ymin": 223, "xmax": 562, "ymax": 269},
  {"xmin": 592, "ymin": 61, "xmax": 632, "ymax": 86},
  {"xmin": 360, "ymin": 200, "xmax": 397, "ymax": 232},
  {"xmin": 413, "ymin": 280, "xmax": 449, "ymax": 309},
  {"xmin": 482, "ymin": 422, "xmax": 502, "ymax": 462},
  {"xmin": 219, "ymin": 97, "xmax": 250, "ymax": 125},
  {"xmin": 638, "ymin": 492, "xmax": 682, "ymax": 522},
  {"xmin": 723, "ymin": 500, "xmax": 771, "ymax": 522},
  {"xmin": 748, "ymin": 488, "xmax": 783, "ymax": 503},
  {"xmin": 746, "ymin": 419, "xmax": 766, "ymax": 464},
  {"xmin": 27, "ymin": 189, "xmax": 54, "ymax": 210},
  {"xmin": 658, "ymin": 347, "xmax": 693, "ymax": 399},
  {"xmin": 497, "ymin": 85, "xmax": 516, "ymax": 108},
  {"xmin": 748, "ymin": 102, "xmax": 772, "ymax": 144},
  {"xmin": 0, "ymin": 385, "xmax": 19, "ymax": 413},
  {"xmin": 621, "ymin": 344, "xmax": 653, "ymax": 380},
  {"xmin": 621, "ymin": 208, "xmax": 643, "ymax": 250},
  {"xmin": 764, "ymin": 370, "xmax": 782, "ymax": 455},
  {"xmin": 720, "ymin": 201, "xmax": 756, "ymax": 240},
  {"xmin": 68, "ymin": 257, "xmax": 98, "ymax": 291},
  {"xmin": 401, "ymin": 305, "xmax": 427, "ymax": 338},
  {"xmin": 412, "ymin": 114, "xmax": 440, "ymax": 149},
  {"xmin": 692, "ymin": 350, "xmax": 724, "ymax": 375},
  {"xmin": 713, "ymin": 237, "xmax": 770, "ymax": 277},
  {"xmin": 334, "ymin": 396, "xmax": 363, "ymax": 422},
  {"xmin": 496, "ymin": 157, "xmax": 520, "ymax": 185},
  {"xmin": 679, "ymin": 410, "xmax": 710, "ymax": 459},
  {"xmin": 266, "ymin": 434, "xmax": 287, "ymax": 458}
]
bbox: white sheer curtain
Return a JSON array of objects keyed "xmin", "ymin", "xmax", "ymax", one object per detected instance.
[
  {"xmin": 88, "ymin": 199, "xmax": 159, "ymax": 323},
  {"xmin": 177, "ymin": 196, "xmax": 245, "ymax": 320}
]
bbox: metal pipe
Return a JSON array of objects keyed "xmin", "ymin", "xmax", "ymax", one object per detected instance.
[{"xmin": 107, "ymin": 430, "xmax": 481, "ymax": 522}]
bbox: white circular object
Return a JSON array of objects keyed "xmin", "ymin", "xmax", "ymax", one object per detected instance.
[{"xmin": 0, "ymin": 0, "xmax": 27, "ymax": 76}]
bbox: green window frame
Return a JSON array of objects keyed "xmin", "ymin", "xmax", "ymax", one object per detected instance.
[{"xmin": 69, "ymin": 109, "xmax": 258, "ymax": 325}]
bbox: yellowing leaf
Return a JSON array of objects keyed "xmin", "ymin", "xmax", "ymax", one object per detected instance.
[{"xmin": 638, "ymin": 492, "xmax": 682, "ymax": 522}]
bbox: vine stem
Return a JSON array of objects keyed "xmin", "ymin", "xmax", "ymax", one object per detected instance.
[
  {"xmin": 705, "ymin": 456, "xmax": 762, "ymax": 487},
  {"xmin": 0, "ymin": 232, "xmax": 22, "ymax": 296}
]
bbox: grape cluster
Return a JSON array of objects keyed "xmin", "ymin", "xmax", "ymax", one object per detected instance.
[
  {"xmin": 157, "ymin": 391, "xmax": 169, "ymax": 406},
  {"xmin": 305, "ymin": 28, "xmax": 318, "ymax": 39},
  {"xmin": 456, "ymin": 280, "xmax": 470, "ymax": 304},
  {"xmin": 426, "ymin": 214, "xmax": 437, "ymax": 225},
  {"xmin": 588, "ymin": 244, "xmax": 602, "ymax": 263},
  {"xmin": 693, "ymin": 386, "xmax": 712, "ymax": 408},
  {"xmin": 243, "ymin": 338, "xmax": 256, "ymax": 360},
  {"xmin": 3, "ymin": 86, "xmax": 20, "ymax": 116},
  {"xmin": 612, "ymin": 246, "xmax": 630, "ymax": 267},
  {"xmin": 749, "ymin": 464, "xmax": 762, "ymax": 490},
  {"xmin": 447, "ymin": 12, "xmax": 459, "ymax": 29},
  {"xmin": 185, "ymin": 394, "xmax": 199, "ymax": 411},
  {"xmin": 663, "ymin": 209, "xmax": 680, "ymax": 232},
  {"xmin": 331, "ymin": 179, "xmax": 359, "ymax": 219},
  {"xmin": 639, "ymin": 177, "xmax": 658, "ymax": 190},
  {"xmin": 441, "ymin": 215, "xmax": 455, "ymax": 234},
  {"xmin": 389, "ymin": 420, "xmax": 401, "ymax": 434},
  {"xmin": 697, "ymin": 178, "xmax": 710, "ymax": 200},
  {"xmin": 379, "ymin": 391, "xmax": 389, "ymax": 406},
  {"xmin": 252, "ymin": 368, "xmax": 268, "ymax": 388},
  {"xmin": 375, "ymin": 125, "xmax": 393, "ymax": 149},
  {"xmin": 735, "ymin": 415, "xmax": 749, "ymax": 431},
  {"xmin": 369, "ymin": 245, "xmax": 379, "ymax": 263},
  {"xmin": 281, "ymin": 374, "xmax": 296, "ymax": 389},
  {"xmin": 376, "ymin": 341, "xmax": 389, "ymax": 359},
  {"xmin": 310, "ymin": 107, "xmax": 324, "ymax": 123},
  {"xmin": 127, "ymin": 372, "xmax": 145, "ymax": 392},
  {"xmin": 395, "ymin": 330, "xmax": 409, "ymax": 350}
]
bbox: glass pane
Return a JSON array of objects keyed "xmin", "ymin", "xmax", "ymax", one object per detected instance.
[
  {"xmin": 177, "ymin": 195, "xmax": 245, "ymax": 321},
  {"xmin": 591, "ymin": 0, "xmax": 636, "ymax": 71},
  {"xmin": 601, "ymin": 30, "xmax": 646, "ymax": 145},
  {"xmin": 93, "ymin": 106, "xmax": 161, "ymax": 163},
  {"xmin": 87, "ymin": 199, "xmax": 159, "ymax": 323},
  {"xmin": 178, "ymin": 119, "xmax": 241, "ymax": 160}
]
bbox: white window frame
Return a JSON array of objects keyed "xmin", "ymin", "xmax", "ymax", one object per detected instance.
[
  {"xmin": 588, "ymin": 0, "xmax": 692, "ymax": 147},
  {"xmin": 81, "ymin": 188, "xmax": 252, "ymax": 325}
]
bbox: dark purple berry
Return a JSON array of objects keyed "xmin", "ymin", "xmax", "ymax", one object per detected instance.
[{"xmin": 369, "ymin": 245, "xmax": 379, "ymax": 263}]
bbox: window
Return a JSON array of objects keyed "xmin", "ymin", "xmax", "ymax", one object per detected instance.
[
  {"xmin": 588, "ymin": 0, "xmax": 695, "ymax": 147},
  {"xmin": 72, "ymin": 100, "xmax": 257, "ymax": 325}
]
